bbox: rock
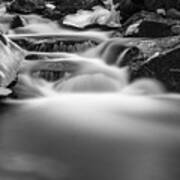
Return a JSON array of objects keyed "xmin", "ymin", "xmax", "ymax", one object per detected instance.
[
  {"xmin": 125, "ymin": 20, "xmax": 172, "ymax": 37},
  {"xmin": 40, "ymin": 0, "xmax": 104, "ymax": 20},
  {"xmin": 10, "ymin": 15, "xmax": 26, "ymax": 29},
  {"xmin": 0, "ymin": 34, "xmax": 25, "ymax": 87},
  {"xmin": 115, "ymin": 0, "xmax": 143, "ymax": 21},
  {"xmin": 54, "ymin": 0, "xmax": 102, "ymax": 10},
  {"xmin": 143, "ymin": 0, "xmax": 180, "ymax": 11},
  {"xmin": 166, "ymin": 8, "xmax": 180, "ymax": 19},
  {"xmin": 105, "ymin": 36, "xmax": 180, "ymax": 58},
  {"xmin": 130, "ymin": 45, "xmax": 180, "ymax": 92},
  {"xmin": 97, "ymin": 36, "xmax": 180, "ymax": 92},
  {"xmin": 123, "ymin": 10, "xmax": 180, "ymax": 37},
  {"xmin": 156, "ymin": 8, "xmax": 166, "ymax": 16},
  {"xmin": 49, "ymin": 0, "xmax": 103, "ymax": 20},
  {"xmin": 171, "ymin": 24, "xmax": 180, "ymax": 34},
  {"xmin": 63, "ymin": 6, "xmax": 121, "ymax": 29},
  {"xmin": 124, "ymin": 10, "xmax": 180, "ymax": 28},
  {"xmin": 117, "ymin": 0, "xmax": 180, "ymax": 13},
  {"xmin": 7, "ymin": 0, "xmax": 45, "ymax": 14},
  {"xmin": 0, "ymin": 87, "xmax": 12, "ymax": 97}
]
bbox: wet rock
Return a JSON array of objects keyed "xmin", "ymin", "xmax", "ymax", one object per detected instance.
[
  {"xmin": 130, "ymin": 45, "xmax": 180, "ymax": 92},
  {"xmin": 123, "ymin": 11, "xmax": 180, "ymax": 37},
  {"xmin": 115, "ymin": 0, "xmax": 143, "ymax": 21},
  {"xmin": 44, "ymin": 0, "xmax": 103, "ymax": 20},
  {"xmin": 166, "ymin": 8, "xmax": 180, "ymax": 19},
  {"xmin": 108, "ymin": 36, "xmax": 180, "ymax": 58},
  {"xmin": 143, "ymin": 0, "xmax": 180, "ymax": 12},
  {"xmin": 171, "ymin": 24, "xmax": 180, "ymax": 34},
  {"xmin": 10, "ymin": 15, "xmax": 26, "ymax": 29},
  {"xmin": 12, "ymin": 38, "xmax": 99, "ymax": 53},
  {"xmin": 0, "ymin": 87, "xmax": 12, "ymax": 97},
  {"xmin": 63, "ymin": 6, "xmax": 121, "ymax": 29},
  {"xmin": 54, "ymin": 0, "xmax": 102, "ymax": 10},
  {"xmin": 0, "ymin": 34, "xmax": 25, "ymax": 87},
  {"xmin": 116, "ymin": 0, "xmax": 180, "ymax": 16},
  {"xmin": 101, "ymin": 36, "xmax": 180, "ymax": 92},
  {"xmin": 7, "ymin": 0, "xmax": 45, "ymax": 14},
  {"xmin": 125, "ymin": 11, "xmax": 180, "ymax": 26},
  {"xmin": 125, "ymin": 20, "xmax": 172, "ymax": 37}
]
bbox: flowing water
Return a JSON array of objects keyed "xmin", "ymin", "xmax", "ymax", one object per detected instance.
[{"xmin": 0, "ymin": 20, "xmax": 180, "ymax": 180}]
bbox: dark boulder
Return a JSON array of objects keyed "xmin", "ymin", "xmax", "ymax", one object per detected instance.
[
  {"xmin": 54, "ymin": 0, "xmax": 102, "ymax": 9},
  {"xmin": 130, "ymin": 45, "xmax": 180, "ymax": 92},
  {"xmin": 123, "ymin": 11, "xmax": 180, "ymax": 37},
  {"xmin": 125, "ymin": 20, "xmax": 172, "ymax": 37},
  {"xmin": 115, "ymin": 0, "xmax": 143, "ymax": 21},
  {"xmin": 7, "ymin": 0, "xmax": 45, "ymax": 14},
  {"xmin": 10, "ymin": 15, "xmax": 26, "ymax": 29}
]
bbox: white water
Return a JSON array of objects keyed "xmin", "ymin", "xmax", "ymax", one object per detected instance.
[
  {"xmin": 1, "ymin": 18, "xmax": 180, "ymax": 180},
  {"xmin": 1, "ymin": 93, "xmax": 180, "ymax": 180}
]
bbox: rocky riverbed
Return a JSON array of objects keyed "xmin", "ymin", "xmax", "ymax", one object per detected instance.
[{"xmin": 0, "ymin": 0, "xmax": 180, "ymax": 96}]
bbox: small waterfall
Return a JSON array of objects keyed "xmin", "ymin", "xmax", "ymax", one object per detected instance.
[{"xmin": 0, "ymin": 15, "xmax": 180, "ymax": 180}]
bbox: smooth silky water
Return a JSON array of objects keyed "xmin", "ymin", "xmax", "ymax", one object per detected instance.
[{"xmin": 0, "ymin": 27, "xmax": 180, "ymax": 180}]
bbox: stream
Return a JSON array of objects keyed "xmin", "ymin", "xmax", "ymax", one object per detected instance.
[{"xmin": 0, "ymin": 12, "xmax": 180, "ymax": 180}]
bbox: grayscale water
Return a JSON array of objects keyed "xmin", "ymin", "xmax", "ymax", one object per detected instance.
[{"xmin": 0, "ymin": 19, "xmax": 180, "ymax": 180}]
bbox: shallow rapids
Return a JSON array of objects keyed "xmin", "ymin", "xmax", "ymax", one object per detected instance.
[{"xmin": 0, "ymin": 16, "xmax": 180, "ymax": 180}]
